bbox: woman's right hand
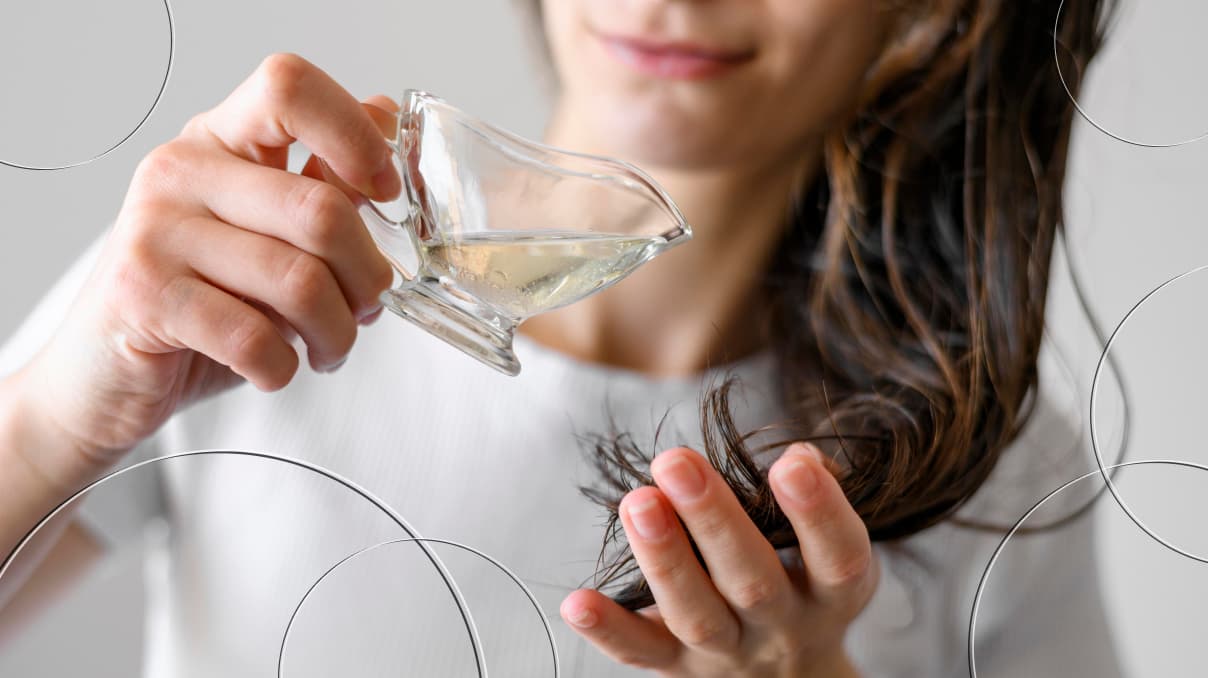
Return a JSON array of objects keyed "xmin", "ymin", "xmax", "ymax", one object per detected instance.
[{"xmin": 13, "ymin": 53, "xmax": 399, "ymax": 481}]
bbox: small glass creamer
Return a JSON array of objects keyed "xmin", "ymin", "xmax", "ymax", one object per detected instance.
[{"xmin": 355, "ymin": 90, "xmax": 692, "ymax": 376}]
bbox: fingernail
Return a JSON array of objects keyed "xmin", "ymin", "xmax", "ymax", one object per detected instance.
[
  {"xmin": 626, "ymin": 496, "xmax": 669, "ymax": 540},
  {"xmin": 320, "ymin": 355, "xmax": 348, "ymax": 374},
  {"xmin": 563, "ymin": 604, "xmax": 598, "ymax": 629},
  {"xmin": 358, "ymin": 305, "xmax": 383, "ymax": 326},
  {"xmin": 656, "ymin": 454, "xmax": 706, "ymax": 501},
  {"xmin": 370, "ymin": 158, "xmax": 400, "ymax": 199},
  {"xmin": 773, "ymin": 457, "xmax": 818, "ymax": 504},
  {"xmin": 788, "ymin": 442, "xmax": 825, "ymax": 461}
]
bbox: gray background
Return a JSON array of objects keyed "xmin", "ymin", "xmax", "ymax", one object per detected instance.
[{"xmin": 2, "ymin": 0, "xmax": 1207, "ymax": 675}]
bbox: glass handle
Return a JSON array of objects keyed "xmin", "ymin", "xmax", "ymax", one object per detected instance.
[
  {"xmin": 359, "ymin": 193, "xmax": 423, "ymax": 282},
  {"xmin": 316, "ymin": 131, "xmax": 424, "ymax": 282}
]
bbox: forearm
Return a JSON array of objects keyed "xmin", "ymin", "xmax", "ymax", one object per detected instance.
[
  {"xmin": 0, "ymin": 366, "xmax": 111, "ymax": 607},
  {"xmin": 0, "ymin": 521, "xmax": 102, "ymax": 645}
]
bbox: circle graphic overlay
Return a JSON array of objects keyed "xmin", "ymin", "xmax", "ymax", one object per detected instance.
[
  {"xmin": 969, "ymin": 460, "xmax": 1208, "ymax": 677},
  {"xmin": 0, "ymin": 451, "xmax": 556, "ymax": 676},
  {"xmin": 1055, "ymin": 0, "xmax": 1208, "ymax": 148},
  {"xmin": 0, "ymin": 0, "xmax": 174, "ymax": 170},
  {"xmin": 280, "ymin": 538, "xmax": 560, "ymax": 678},
  {"xmin": 1090, "ymin": 265, "xmax": 1208, "ymax": 561}
]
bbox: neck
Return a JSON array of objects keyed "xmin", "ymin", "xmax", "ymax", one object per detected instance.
[{"xmin": 520, "ymin": 101, "xmax": 820, "ymax": 376}]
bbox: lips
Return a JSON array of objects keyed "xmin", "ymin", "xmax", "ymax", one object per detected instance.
[{"xmin": 596, "ymin": 32, "xmax": 755, "ymax": 80}]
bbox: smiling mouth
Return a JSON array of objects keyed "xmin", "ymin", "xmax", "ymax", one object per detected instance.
[{"xmin": 593, "ymin": 31, "xmax": 756, "ymax": 80}]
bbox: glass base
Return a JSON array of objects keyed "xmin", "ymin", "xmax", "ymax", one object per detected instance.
[{"xmin": 381, "ymin": 280, "xmax": 521, "ymax": 376}]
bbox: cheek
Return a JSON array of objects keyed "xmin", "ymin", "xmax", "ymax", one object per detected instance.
[
  {"xmin": 757, "ymin": 1, "xmax": 887, "ymax": 134},
  {"xmin": 540, "ymin": 0, "xmax": 587, "ymax": 88}
]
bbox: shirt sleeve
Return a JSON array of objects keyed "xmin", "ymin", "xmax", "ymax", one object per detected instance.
[{"xmin": 0, "ymin": 229, "xmax": 167, "ymax": 550}]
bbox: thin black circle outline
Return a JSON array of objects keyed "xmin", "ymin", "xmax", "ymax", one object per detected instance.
[
  {"xmin": 0, "ymin": 449, "xmax": 490, "ymax": 677},
  {"xmin": 968, "ymin": 459, "xmax": 1208, "ymax": 677},
  {"xmin": 1089, "ymin": 265, "xmax": 1208, "ymax": 562},
  {"xmin": 0, "ymin": 0, "xmax": 176, "ymax": 171},
  {"xmin": 278, "ymin": 537, "xmax": 561, "ymax": 678},
  {"xmin": 1054, "ymin": 0, "xmax": 1208, "ymax": 149}
]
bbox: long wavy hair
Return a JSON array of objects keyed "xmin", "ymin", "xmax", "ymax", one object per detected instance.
[{"xmin": 523, "ymin": 0, "xmax": 1116, "ymax": 609}]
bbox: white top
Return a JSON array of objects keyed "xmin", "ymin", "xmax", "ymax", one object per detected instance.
[{"xmin": 0, "ymin": 234, "xmax": 1123, "ymax": 677}]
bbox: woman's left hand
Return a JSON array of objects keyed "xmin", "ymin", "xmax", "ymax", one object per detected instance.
[{"xmin": 561, "ymin": 443, "xmax": 877, "ymax": 677}]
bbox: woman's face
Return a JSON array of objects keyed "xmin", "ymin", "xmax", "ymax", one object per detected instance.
[{"xmin": 541, "ymin": 0, "xmax": 891, "ymax": 171}]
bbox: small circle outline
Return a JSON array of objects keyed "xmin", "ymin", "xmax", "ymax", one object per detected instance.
[
  {"xmin": 277, "ymin": 537, "xmax": 562, "ymax": 678},
  {"xmin": 1089, "ymin": 264, "xmax": 1208, "ymax": 562},
  {"xmin": 1054, "ymin": 0, "xmax": 1208, "ymax": 149}
]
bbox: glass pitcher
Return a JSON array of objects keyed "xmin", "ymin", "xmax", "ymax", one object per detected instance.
[{"xmin": 355, "ymin": 90, "xmax": 692, "ymax": 376}]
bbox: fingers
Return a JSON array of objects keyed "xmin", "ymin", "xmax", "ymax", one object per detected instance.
[
  {"xmin": 363, "ymin": 95, "xmax": 401, "ymax": 136},
  {"xmin": 171, "ymin": 216, "xmax": 358, "ymax": 372},
  {"xmin": 154, "ymin": 276, "xmax": 298, "ymax": 391},
  {"xmin": 769, "ymin": 444, "xmax": 876, "ymax": 613},
  {"xmin": 618, "ymin": 486, "xmax": 741, "ymax": 653},
  {"xmin": 300, "ymin": 95, "xmax": 402, "ymax": 194},
  {"xmin": 649, "ymin": 448, "xmax": 799, "ymax": 625},
  {"xmin": 194, "ymin": 53, "xmax": 400, "ymax": 200},
  {"xmin": 561, "ymin": 589, "xmax": 681, "ymax": 671},
  {"xmin": 109, "ymin": 68, "xmax": 404, "ymax": 397},
  {"xmin": 160, "ymin": 144, "xmax": 393, "ymax": 320}
]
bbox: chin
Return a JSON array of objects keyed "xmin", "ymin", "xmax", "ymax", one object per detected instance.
[{"xmin": 582, "ymin": 88, "xmax": 746, "ymax": 171}]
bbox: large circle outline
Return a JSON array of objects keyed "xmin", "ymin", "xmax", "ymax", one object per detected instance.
[
  {"xmin": 968, "ymin": 459, "xmax": 1208, "ymax": 677},
  {"xmin": 0, "ymin": 0, "xmax": 176, "ymax": 171},
  {"xmin": 0, "ymin": 449, "xmax": 490, "ymax": 677}
]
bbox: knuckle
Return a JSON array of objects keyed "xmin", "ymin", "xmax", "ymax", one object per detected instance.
[
  {"xmin": 257, "ymin": 52, "xmax": 310, "ymax": 107},
  {"xmin": 291, "ymin": 182, "xmax": 351, "ymax": 250},
  {"xmin": 640, "ymin": 556, "xmax": 688, "ymax": 585},
  {"xmin": 690, "ymin": 508, "xmax": 732, "ymax": 544},
  {"xmin": 108, "ymin": 236, "xmax": 167, "ymax": 313},
  {"xmin": 227, "ymin": 313, "xmax": 278, "ymax": 363},
  {"xmin": 133, "ymin": 143, "xmax": 189, "ymax": 192},
  {"xmin": 728, "ymin": 578, "xmax": 779, "ymax": 614},
  {"xmin": 156, "ymin": 275, "xmax": 197, "ymax": 314},
  {"xmin": 675, "ymin": 615, "xmax": 732, "ymax": 649},
  {"xmin": 826, "ymin": 548, "xmax": 874, "ymax": 592},
  {"xmin": 115, "ymin": 224, "xmax": 159, "ymax": 270},
  {"xmin": 180, "ymin": 112, "xmax": 209, "ymax": 139},
  {"xmin": 280, "ymin": 252, "xmax": 332, "ymax": 314}
]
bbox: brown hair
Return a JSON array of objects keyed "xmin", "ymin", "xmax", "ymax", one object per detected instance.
[{"xmin": 530, "ymin": 0, "xmax": 1116, "ymax": 609}]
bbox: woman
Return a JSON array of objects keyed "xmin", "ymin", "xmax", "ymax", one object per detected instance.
[{"xmin": 0, "ymin": 0, "xmax": 1120, "ymax": 676}]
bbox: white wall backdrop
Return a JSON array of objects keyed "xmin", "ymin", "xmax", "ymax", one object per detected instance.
[{"xmin": 3, "ymin": 0, "xmax": 1207, "ymax": 675}]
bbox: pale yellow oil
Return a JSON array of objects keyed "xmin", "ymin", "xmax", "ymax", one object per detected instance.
[{"xmin": 424, "ymin": 231, "xmax": 663, "ymax": 318}]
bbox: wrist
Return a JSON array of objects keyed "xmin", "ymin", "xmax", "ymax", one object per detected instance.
[{"xmin": 1, "ymin": 363, "xmax": 122, "ymax": 494}]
